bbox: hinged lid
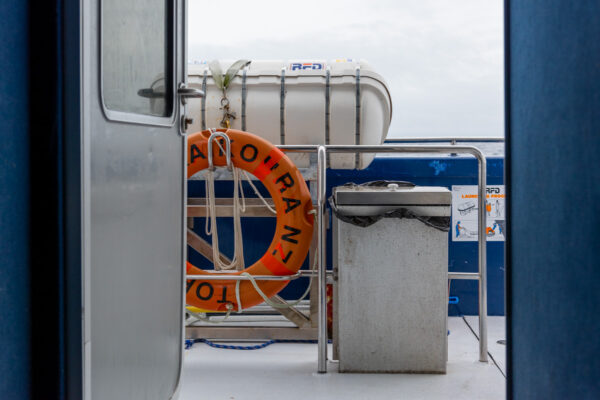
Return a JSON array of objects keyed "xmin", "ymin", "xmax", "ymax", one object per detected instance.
[{"xmin": 335, "ymin": 185, "xmax": 451, "ymax": 206}]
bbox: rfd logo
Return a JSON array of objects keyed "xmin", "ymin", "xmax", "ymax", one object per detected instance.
[
  {"xmin": 486, "ymin": 187, "xmax": 500, "ymax": 194},
  {"xmin": 289, "ymin": 62, "xmax": 325, "ymax": 71}
]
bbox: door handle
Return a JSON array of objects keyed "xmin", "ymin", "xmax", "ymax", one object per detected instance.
[{"xmin": 178, "ymin": 83, "xmax": 204, "ymax": 105}]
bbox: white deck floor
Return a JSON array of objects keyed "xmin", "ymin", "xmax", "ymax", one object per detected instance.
[{"xmin": 180, "ymin": 316, "xmax": 505, "ymax": 400}]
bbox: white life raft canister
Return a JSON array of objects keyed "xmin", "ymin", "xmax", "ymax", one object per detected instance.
[{"xmin": 187, "ymin": 59, "xmax": 392, "ymax": 169}]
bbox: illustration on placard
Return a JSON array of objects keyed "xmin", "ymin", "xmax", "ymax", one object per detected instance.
[
  {"xmin": 452, "ymin": 186, "xmax": 505, "ymax": 242},
  {"xmin": 494, "ymin": 199, "xmax": 504, "ymax": 217},
  {"xmin": 485, "ymin": 220, "xmax": 505, "ymax": 237},
  {"xmin": 455, "ymin": 220, "xmax": 477, "ymax": 238},
  {"xmin": 457, "ymin": 200, "xmax": 477, "ymax": 216}
]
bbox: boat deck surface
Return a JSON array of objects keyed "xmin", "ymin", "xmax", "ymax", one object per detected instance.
[{"xmin": 180, "ymin": 316, "xmax": 505, "ymax": 400}]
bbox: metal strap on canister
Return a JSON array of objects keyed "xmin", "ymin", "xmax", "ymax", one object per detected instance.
[
  {"xmin": 201, "ymin": 68, "xmax": 208, "ymax": 130},
  {"xmin": 325, "ymin": 67, "xmax": 331, "ymax": 145},
  {"xmin": 355, "ymin": 65, "xmax": 362, "ymax": 169},
  {"xmin": 280, "ymin": 67, "xmax": 286, "ymax": 145},
  {"xmin": 241, "ymin": 66, "xmax": 248, "ymax": 131},
  {"xmin": 325, "ymin": 67, "xmax": 332, "ymax": 167}
]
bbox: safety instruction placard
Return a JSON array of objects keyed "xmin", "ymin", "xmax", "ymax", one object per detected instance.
[{"xmin": 452, "ymin": 185, "xmax": 505, "ymax": 242}]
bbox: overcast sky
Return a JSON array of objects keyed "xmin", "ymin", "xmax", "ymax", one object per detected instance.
[{"xmin": 188, "ymin": 0, "xmax": 503, "ymax": 138}]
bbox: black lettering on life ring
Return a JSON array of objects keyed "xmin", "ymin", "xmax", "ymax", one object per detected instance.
[
  {"xmin": 240, "ymin": 144, "xmax": 258, "ymax": 162},
  {"xmin": 275, "ymin": 172, "xmax": 295, "ymax": 193},
  {"xmin": 190, "ymin": 144, "xmax": 206, "ymax": 163},
  {"xmin": 281, "ymin": 225, "xmax": 301, "ymax": 244},
  {"xmin": 217, "ymin": 286, "xmax": 229, "ymax": 303},
  {"xmin": 272, "ymin": 243, "xmax": 293, "ymax": 263},
  {"xmin": 282, "ymin": 197, "xmax": 301, "ymax": 213},
  {"xmin": 186, "ymin": 280, "xmax": 194, "ymax": 294},
  {"xmin": 196, "ymin": 282, "xmax": 214, "ymax": 300},
  {"xmin": 263, "ymin": 155, "xmax": 280, "ymax": 171}
]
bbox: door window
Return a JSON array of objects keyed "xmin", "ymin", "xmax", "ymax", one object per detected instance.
[{"xmin": 101, "ymin": 0, "xmax": 173, "ymax": 119}]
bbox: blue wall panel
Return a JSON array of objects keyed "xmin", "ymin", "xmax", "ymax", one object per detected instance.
[
  {"xmin": 189, "ymin": 155, "xmax": 505, "ymax": 316},
  {"xmin": 0, "ymin": 1, "xmax": 30, "ymax": 398},
  {"xmin": 507, "ymin": 0, "xmax": 600, "ymax": 398}
]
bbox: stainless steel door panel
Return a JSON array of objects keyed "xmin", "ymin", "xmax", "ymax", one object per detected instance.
[{"xmin": 82, "ymin": 0, "xmax": 185, "ymax": 398}]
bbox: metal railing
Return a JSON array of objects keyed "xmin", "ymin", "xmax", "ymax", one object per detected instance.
[
  {"xmin": 385, "ymin": 136, "xmax": 504, "ymax": 143},
  {"xmin": 186, "ymin": 141, "xmax": 489, "ymax": 373}
]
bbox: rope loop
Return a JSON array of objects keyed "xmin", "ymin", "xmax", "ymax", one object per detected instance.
[{"xmin": 205, "ymin": 131, "xmax": 245, "ymax": 271}]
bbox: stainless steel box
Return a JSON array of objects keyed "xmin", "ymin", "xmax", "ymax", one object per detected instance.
[{"xmin": 333, "ymin": 184, "xmax": 451, "ymax": 373}]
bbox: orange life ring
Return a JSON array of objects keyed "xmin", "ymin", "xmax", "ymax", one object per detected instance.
[{"xmin": 186, "ymin": 129, "xmax": 314, "ymax": 311}]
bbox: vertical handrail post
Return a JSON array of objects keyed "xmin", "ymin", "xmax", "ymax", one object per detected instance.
[
  {"xmin": 317, "ymin": 146, "xmax": 328, "ymax": 373},
  {"xmin": 475, "ymin": 150, "xmax": 488, "ymax": 362}
]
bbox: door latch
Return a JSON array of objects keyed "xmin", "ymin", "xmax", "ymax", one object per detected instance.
[{"xmin": 181, "ymin": 116, "xmax": 194, "ymax": 132}]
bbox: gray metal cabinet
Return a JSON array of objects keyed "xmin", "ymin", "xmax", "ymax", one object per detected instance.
[{"xmin": 333, "ymin": 185, "xmax": 450, "ymax": 373}]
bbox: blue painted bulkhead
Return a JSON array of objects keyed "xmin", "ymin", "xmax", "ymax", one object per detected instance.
[
  {"xmin": 0, "ymin": 1, "xmax": 31, "ymax": 398},
  {"xmin": 188, "ymin": 154, "xmax": 505, "ymax": 316},
  {"xmin": 506, "ymin": 0, "xmax": 600, "ymax": 397}
]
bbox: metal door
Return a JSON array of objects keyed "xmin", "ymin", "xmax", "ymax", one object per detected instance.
[{"xmin": 82, "ymin": 0, "xmax": 194, "ymax": 398}]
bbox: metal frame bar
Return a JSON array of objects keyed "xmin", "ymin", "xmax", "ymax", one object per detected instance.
[
  {"xmin": 187, "ymin": 270, "xmax": 329, "ymax": 281},
  {"xmin": 186, "ymin": 326, "xmax": 318, "ymax": 341},
  {"xmin": 187, "ymin": 143, "xmax": 488, "ymax": 373}
]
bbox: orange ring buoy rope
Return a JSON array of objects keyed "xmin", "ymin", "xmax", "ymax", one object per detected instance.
[{"xmin": 186, "ymin": 129, "xmax": 314, "ymax": 312}]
